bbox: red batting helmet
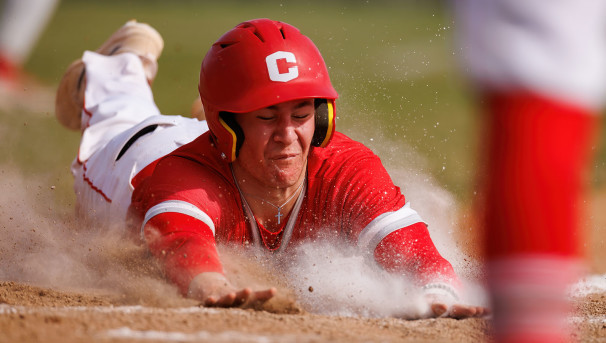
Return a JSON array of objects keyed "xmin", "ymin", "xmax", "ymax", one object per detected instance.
[{"xmin": 198, "ymin": 18, "xmax": 338, "ymax": 162}]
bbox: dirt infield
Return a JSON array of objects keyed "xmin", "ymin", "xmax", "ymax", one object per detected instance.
[{"xmin": 0, "ymin": 282, "xmax": 604, "ymax": 342}]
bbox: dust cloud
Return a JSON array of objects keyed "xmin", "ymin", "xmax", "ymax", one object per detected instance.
[
  {"xmin": 0, "ymin": 168, "xmax": 189, "ymax": 307},
  {"xmin": 278, "ymin": 242, "xmax": 429, "ymax": 318},
  {"xmin": 217, "ymin": 242, "xmax": 430, "ymax": 318}
]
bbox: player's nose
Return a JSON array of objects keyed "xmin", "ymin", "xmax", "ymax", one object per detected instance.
[{"xmin": 272, "ymin": 116, "xmax": 297, "ymax": 145}]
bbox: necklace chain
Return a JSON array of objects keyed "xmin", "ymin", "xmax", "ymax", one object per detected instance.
[{"xmin": 243, "ymin": 178, "xmax": 306, "ymax": 225}]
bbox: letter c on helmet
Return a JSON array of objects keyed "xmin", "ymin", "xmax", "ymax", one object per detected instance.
[{"xmin": 266, "ymin": 51, "xmax": 298, "ymax": 82}]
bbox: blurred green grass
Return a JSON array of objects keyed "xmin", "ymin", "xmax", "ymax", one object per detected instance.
[{"xmin": 3, "ymin": 0, "xmax": 605, "ymax": 211}]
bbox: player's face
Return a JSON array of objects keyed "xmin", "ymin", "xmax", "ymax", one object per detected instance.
[{"xmin": 233, "ymin": 99, "xmax": 315, "ymax": 189}]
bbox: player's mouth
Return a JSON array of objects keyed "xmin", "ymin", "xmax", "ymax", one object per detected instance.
[{"xmin": 270, "ymin": 152, "xmax": 299, "ymax": 161}]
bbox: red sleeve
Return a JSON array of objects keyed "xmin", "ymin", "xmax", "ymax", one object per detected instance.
[
  {"xmin": 132, "ymin": 153, "xmax": 235, "ymax": 295},
  {"xmin": 374, "ymin": 223, "xmax": 461, "ymax": 289},
  {"xmin": 144, "ymin": 212, "xmax": 223, "ymax": 295}
]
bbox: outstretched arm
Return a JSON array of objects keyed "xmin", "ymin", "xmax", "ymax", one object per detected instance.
[
  {"xmin": 340, "ymin": 150, "xmax": 487, "ymax": 318},
  {"xmin": 144, "ymin": 212, "xmax": 276, "ymax": 307},
  {"xmin": 374, "ymin": 222, "xmax": 487, "ymax": 318}
]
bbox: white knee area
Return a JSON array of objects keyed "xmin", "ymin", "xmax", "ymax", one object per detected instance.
[
  {"xmin": 454, "ymin": 0, "xmax": 606, "ymax": 110},
  {"xmin": 79, "ymin": 51, "xmax": 161, "ymax": 162}
]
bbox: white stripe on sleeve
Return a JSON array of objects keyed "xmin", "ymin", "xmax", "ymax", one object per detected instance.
[
  {"xmin": 140, "ymin": 200, "xmax": 216, "ymax": 240},
  {"xmin": 357, "ymin": 202, "xmax": 424, "ymax": 253}
]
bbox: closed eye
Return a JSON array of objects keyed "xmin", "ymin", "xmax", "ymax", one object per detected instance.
[
  {"xmin": 293, "ymin": 112, "xmax": 312, "ymax": 120},
  {"xmin": 256, "ymin": 115, "xmax": 274, "ymax": 121},
  {"xmin": 292, "ymin": 112, "xmax": 313, "ymax": 119}
]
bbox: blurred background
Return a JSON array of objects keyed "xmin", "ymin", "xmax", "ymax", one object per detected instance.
[{"xmin": 2, "ymin": 0, "xmax": 605, "ymax": 270}]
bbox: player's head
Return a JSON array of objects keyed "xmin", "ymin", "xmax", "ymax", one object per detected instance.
[{"xmin": 198, "ymin": 18, "xmax": 338, "ymax": 162}]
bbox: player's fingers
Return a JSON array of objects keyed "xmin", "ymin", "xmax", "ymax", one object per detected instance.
[
  {"xmin": 244, "ymin": 288, "xmax": 277, "ymax": 309},
  {"xmin": 254, "ymin": 288, "xmax": 277, "ymax": 302},
  {"xmin": 212, "ymin": 292, "xmax": 238, "ymax": 307},
  {"xmin": 231, "ymin": 288, "xmax": 252, "ymax": 307},
  {"xmin": 431, "ymin": 303, "xmax": 448, "ymax": 317},
  {"xmin": 475, "ymin": 306, "xmax": 490, "ymax": 317},
  {"xmin": 450, "ymin": 304, "xmax": 477, "ymax": 319},
  {"xmin": 203, "ymin": 296, "xmax": 218, "ymax": 307}
]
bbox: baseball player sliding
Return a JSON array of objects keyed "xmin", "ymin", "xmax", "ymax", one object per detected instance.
[{"xmin": 55, "ymin": 19, "xmax": 487, "ymax": 318}]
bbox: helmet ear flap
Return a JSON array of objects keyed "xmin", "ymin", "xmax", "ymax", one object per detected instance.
[
  {"xmin": 218, "ymin": 112, "xmax": 245, "ymax": 160},
  {"xmin": 311, "ymin": 99, "xmax": 336, "ymax": 147}
]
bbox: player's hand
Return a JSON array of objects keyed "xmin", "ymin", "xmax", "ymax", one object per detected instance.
[
  {"xmin": 425, "ymin": 294, "xmax": 489, "ymax": 319},
  {"xmin": 188, "ymin": 272, "xmax": 277, "ymax": 308}
]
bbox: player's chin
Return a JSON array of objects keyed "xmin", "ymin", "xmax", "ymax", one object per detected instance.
[{"xmin": 268, "ymin": 163, "xmax": 305, "ymax": 187}]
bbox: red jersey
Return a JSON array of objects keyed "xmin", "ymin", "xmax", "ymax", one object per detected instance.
[{"xmin": 131, "ymin": 131, "xmax": 458, "ymax": 295}]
